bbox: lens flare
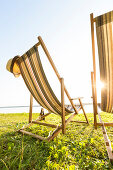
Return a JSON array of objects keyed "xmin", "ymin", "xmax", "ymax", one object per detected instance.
[{"xmin": 97, "ymin": 81, "xmax": 104, "ymax": 90}]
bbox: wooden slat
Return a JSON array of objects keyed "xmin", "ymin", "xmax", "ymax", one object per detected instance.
[
  {"xmin": 98, "ymin": 112, "xmax": 113, "ymax": 162},
  {"xmin": 97, "ymin": 122, "xmax": 113, "ymax": 127},
  {"xmin": 70, "ymin": 121, "xmax": 88, "ymax": 123},
  {"xmin": 71, "ymin": 97, "xmax": 83, "ymax": 100},
  {"xmin": 78, "ymin": 98, "xmax": 89, "ymax": 124},
  {"xmin": 65, "ymin": 113, "xmax": 76, "ymax": 125},
  {"xmin": 90, "ymin": 13, "xmax": 98, "ymax": 119},
  {"xmin": 29, "ymin": 94, "xmax": 33, "ymax": 123},
  {"xmin": 19, "ymin": 122, "xmax": 33, "ymax": 131},
  {"xmin": 106, "ymin": 145, "xmax": 113, "ymax": 162},
  {"xmin": 32, "ymin": 120, "xmax": 59, "ymax": 128},
  {"xmin": 19, "ymin": 130, "xmax": 46, "ymax": 140},
  {"xmin": 93, "ymin": 18, "xmax": 96, "ymax": 22},
  {"xmin": 36, "ymin": 42, "xmax": 41, "ymax": 47},
  {"xmin": 61, "ymin": 78, "xmax": 66, "ymax": 134},
  {"xmin": 91, "ymin": 72, "xmax": 97, "ymax": 128},
  {"xmin": 77, "ymin": 106, "xmax": 82, "ymax": 112}
]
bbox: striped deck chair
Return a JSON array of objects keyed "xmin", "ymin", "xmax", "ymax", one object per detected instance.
[
  {"xmin": 6, "ymin": 36, "xmax": 89, "ymax": 141},
  {"xmin": 90, "ymin": 11, "xmax": 113, "ymax": 161}
]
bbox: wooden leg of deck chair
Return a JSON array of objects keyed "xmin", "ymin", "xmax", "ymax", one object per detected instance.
[
  {"xmin": 29, "ymin": 94, "xmax": 33, "ymax": 123},
  {"xmin": 90, "ymin": 13, "xmax": 98, "ymax": 129},
  {"xmin": 78, "ymin": 98, "xmax": 89, "ymax": 124},
  {"xmin": 91, "ymin": 72, "xmax": 97, "ymax": 129},
  {"xmin": 40, "ymin": 108, "xmax": 45, "ymax": 120},
  {"xmin": 61, "ymin": 78, "xmax": 66, "ymax": 134},
  {"xmin": 47, "ymin": 112, "xmax": 77, "ymax": 141}
]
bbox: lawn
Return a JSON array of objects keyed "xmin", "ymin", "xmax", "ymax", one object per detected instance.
[{"xmin": 0, "ymin": 112, "xmax": 113, "ymax": 169}]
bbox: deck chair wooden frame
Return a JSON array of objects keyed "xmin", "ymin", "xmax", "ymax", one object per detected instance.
[
  {"xmin": 90, "ymin": 12, "xmax": 113, "ymax": 161},
  {"xmin": 16, "ymin": 36, "xmax": 89, "ymax": 141}
]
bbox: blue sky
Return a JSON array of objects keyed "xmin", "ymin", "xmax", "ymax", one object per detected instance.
[{"xmin": 0, "ymin": 0, "xmax": 113, "ymax": 113}]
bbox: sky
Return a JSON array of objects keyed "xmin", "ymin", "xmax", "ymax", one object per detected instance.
[{"xmin": 0, "ymin": 0, "xmax": 113, "ymax": 113}]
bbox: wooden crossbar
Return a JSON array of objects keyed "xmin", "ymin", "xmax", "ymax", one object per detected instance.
[
  {"xmin": 97, "ymin": 123, "xmax": 113, "ymax": 127},
  {"xmin": 70, "ymin": 121, "xmax": 88, "ymax": 124},
  {"xmin": 19, "ymin": 130, "xmax": 45, "ymax": 140},
  {"xmin": 37, "ymin": 112, "xmax": 51, "ymax": 121},
  {"xmin": 71, "ymin": 97, "xmax": 84, "ymax": 100},
  {"xmin": 19, "ymin": 122, "xmax": 33, "ymax": 131},
  {"xmin": 32, "ymin": 121, "xmax": 59, "ymax": 128}
]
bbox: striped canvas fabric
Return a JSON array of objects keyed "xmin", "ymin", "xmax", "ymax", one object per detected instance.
[
  {"xmin": 95, "ymin": 11, "xmax": 113, "ymax": 27},
  {"xmin": 95, "ymin": 11, "xmax": 113, "ymax": 113},
  {"xmin": 17, "ymin": 45, "xmax": 73, "ymax": 116}
]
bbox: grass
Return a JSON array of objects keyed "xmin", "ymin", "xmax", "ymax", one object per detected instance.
[{"xmin": 0, "ymin": 112, "xmax": 113, "ymax": 169}]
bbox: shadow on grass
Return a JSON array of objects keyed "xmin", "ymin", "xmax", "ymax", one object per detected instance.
[
  {"xmin": 0, "ymin": 120, "xmax": 113, "ymax": 169},
  {"xmin": 0, "ymin": 131, "xmax": 52, "ymax": 170}
]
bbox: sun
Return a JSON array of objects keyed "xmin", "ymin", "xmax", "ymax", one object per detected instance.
[
  {"xmin": 96, "ymin": 81, "xmax": 105, "ymax": 91},
  {"xmin": 99, "ymin": 81, "xmax": 104, "ymax": 89}
]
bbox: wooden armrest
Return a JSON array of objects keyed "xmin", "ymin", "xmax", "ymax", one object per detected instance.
[{"xmin": 71, "ymin": 97, "xmax": 84, "ymax": 100}]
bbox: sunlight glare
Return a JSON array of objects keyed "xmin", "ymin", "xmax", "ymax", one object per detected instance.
[
  {"xmin": 96, "ymin": 81, "xmax": 105, "ymax": 102},
  {"xmin": 100, "ymin": 81, "xmax": 105, "ymax": 89},
  {"xmin": 97, "ymin": 81, "xmax": 105, "ymax": 91}
]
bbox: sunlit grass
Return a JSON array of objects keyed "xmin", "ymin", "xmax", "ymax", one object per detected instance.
[{"xmin": 0, "ymin": 112, "xmax": 113, "ymax": 169}]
